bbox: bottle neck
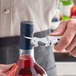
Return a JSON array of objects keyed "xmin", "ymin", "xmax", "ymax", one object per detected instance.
[
  {"xmin": 17, "ymin": 32, "xmax": 35, "ymax": 67},
  {"xmin": 19, "ymin": 48, "xmax": 35, "ymax": 61},
  {"xmin": 17, "ymin": 48, "xmax": 35, "ymax": 67},
  {"xmin": 18, "ymin": 21, "xmax": 34, "ymax": 67},
  {"xmin": 19, "ymin": 33, "xmax": 35, "ymax": 61}
]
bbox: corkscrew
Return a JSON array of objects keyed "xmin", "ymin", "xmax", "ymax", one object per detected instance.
[{"xmin": 25, "ymin": 36, "xmax": 61, "ymax": 47}]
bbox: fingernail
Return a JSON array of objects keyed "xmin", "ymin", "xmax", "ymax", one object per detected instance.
[{"xmin": 51, "ymin": 32, "xmax": 60, "ymax": 35}]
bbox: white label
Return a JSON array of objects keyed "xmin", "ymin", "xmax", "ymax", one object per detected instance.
[{"xmin": 61, "ymin": 4, "xmax": 73, "ymax": 16}]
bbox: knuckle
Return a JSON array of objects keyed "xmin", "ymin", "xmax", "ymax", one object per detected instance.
[
  {"xmin": 59, "ymin": 21, "xmax": 63, "ymax": 25},
  {"xmin": 65, "ymin": 48, "xmax": 70, "ymax": 52},
  {"xmin": 54, "ymin": 46, "xmax": 61, "ymax": 51},
  {"xmin": 62, "ymin": 36, "xmax": 69, "ymax": 45},
  {"xmin": 68, "ymin": 19, "xmax": 75, "ymax": 24},
  {"xmin": 68, "ymin": 19, "xmax": 76, "ymax": 32},
  {"xmin": 68, "ymin": 19, "xmax": 72, "ymax": 22},
  {"xmin": 60, "ymin": 20, "xmax": 66, "ymax": 25},
  {"xmin": 69, "ymin": 24, "xmax": 75, "ymax": 30}
]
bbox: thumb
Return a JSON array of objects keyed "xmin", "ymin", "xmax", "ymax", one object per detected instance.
[
  {"xmin": 50, "ymin": 20, "xmax": 68, "ymax": 36},
  {"xmin": 0, "ymin": 73, "xmax": 7, "ymax": 76},
  {"xmin": 0, "ymin": 64, "xmax": 14, "ymax": 71},
  {"xmin": 0, "ymin": 64, "xmax": 15, "ymax": 74}
]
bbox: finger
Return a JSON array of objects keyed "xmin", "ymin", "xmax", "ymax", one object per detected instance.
[
  {"xmin": 70, "ymin": 47, "xmax": 76, "ymax": 57},
  {"xmin": 65, "ymin": 36, "xmax": 76, "ymax": 52},
  {"xmin": 50, "ymin": 20, "xmax": 68, "ymax": 36},
  {"xmin": 54, "ymin": 25, "xmax": 75, "ymax": 51},
  {"xmin": 0, "ymin": 64, "xmax": 14, "ymax": 72},
  {"xmin": 0, "ymin": 64, "xmax": 14, "ymax": 68},
  {"xmin": 73, "ymin": 0, "xmax": 76, "ymax": 5},
  {"xmin": 0, "ymin": 73, "xmax": 7, "ymax": 76}
]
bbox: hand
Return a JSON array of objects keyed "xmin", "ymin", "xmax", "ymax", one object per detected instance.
[
  {"xmin": 50, "ymin": 19, "xmax": 76, "ymax": 57},
  {"xmin": 0, "ymin": 64, "xmax": 14, "ymax": 76},
  {"xmin": 73, "ymin": 0, "xmax": 76, "ymax": 5}
]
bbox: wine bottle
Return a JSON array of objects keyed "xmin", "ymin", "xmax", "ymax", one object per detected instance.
[
  {"xmin": 70, "ymin": 4, "xmax": 76, "ymax": 19},
  {"xmin": 7, "ymin": 21, "xmax": 48, "ymax": 76},
  {"xmin": 60, "ymin": 0, "xmax": 73, "ymax": 20}
]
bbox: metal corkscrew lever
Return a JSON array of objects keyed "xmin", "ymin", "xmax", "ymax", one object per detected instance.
[{"xmin": 25, "ymin": 36, "xmax": 61, "ymax": 47}]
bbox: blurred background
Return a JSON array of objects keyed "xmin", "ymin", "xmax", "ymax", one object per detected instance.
[{"xmin": 51, "ymin": 0, "xmax": 76, "ymax": 76}]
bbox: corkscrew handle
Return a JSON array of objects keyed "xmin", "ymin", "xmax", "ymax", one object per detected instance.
[
  {"xmin": 47, "ymin": 36, "xmax": 61, "ymax": 46},
  {"xmin": 25, "ymin": 36, "xmax": 62, "ymax": 47}
]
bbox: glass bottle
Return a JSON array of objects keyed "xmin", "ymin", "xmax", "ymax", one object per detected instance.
[
  {"xmin": 70, "ymin": 4, "xmax": 76, "ymax": 19},
  {"xmin": 7, "ymin": 21, "xmax": 48, "ymax": 76},
  {"xmin": 60, "ymin": 0, "xmax": 73, "ymax": 20}
]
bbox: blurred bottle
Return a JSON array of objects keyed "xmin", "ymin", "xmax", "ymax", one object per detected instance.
[
  {"xmin": 60, "ymin": 0, "xmax": 73, "ymax": 20},
  {"xmin": 52, "ymin": 9, "xmax": 62, "ymax": 22},
  {"xmin": 51, "ymin": 9, "xmax": 62, "ymax": 32},
  {"xmin": 70, "ymin": 5, "xmax": 76, "ymax": 19}
]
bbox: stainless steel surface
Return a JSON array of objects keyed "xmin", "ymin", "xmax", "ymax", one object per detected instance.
[{"xmin": 25, "ymin": 36, "xmax": 61, "ymax": 47}]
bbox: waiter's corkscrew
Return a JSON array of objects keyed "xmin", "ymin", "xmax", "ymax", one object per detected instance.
[{"xmin": 25, "ymin": 36, "xmax": 61, "ymax": 47}]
